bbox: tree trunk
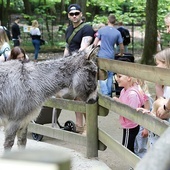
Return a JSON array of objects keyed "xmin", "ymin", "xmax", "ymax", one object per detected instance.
[
  {"xmin": 141, "ymin": 0, "xmax": 158, "ymax": 65},
  {"xmin": 60, "ymin": 0, "xmax": 65, "ymax": 23},
  {"xmin": 1, "ymin": 0, "xmax": 10, "ymax": 27},
  {"xmin": 23, "ymin": 0, "xmax": 32, "ymax": 15},
  {"xmin": 76, "ymin": 0, "xmax": 87, "ymax": 17}
]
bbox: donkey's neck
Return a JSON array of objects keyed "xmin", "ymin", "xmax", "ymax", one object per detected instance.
[{"xmin": 33, "ymin": 56, "xmax": 84, "ymax": 99}]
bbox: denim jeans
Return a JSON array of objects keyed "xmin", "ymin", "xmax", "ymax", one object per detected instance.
[
  {"xmin": 99, "ymin": 71, "xmax": 113, "ymax": 97},
  {"xmin": 32, "ymin": 39, "xmax": 40, "ymax": 60}
]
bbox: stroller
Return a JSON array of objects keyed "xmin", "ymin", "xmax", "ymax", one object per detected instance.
[
  {"xmin": 112, "ymin": 53, "xmax": 135, "ymax": 96},
  {"xmin": 31, "ymin": 106, "xmax": 76, "ymax": 141}
]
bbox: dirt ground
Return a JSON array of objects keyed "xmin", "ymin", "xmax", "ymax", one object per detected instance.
[
  {"xmin": 28, "ymin": 110, "xmax": 130, "ymax": 170},
  {"xmin": 27, "ymin": 80, "xmax": 156, "ymax": 170}
]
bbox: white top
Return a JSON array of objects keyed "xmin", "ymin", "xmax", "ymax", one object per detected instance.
[
  {"xmin": 163, "ymin": 86, "xmax": 170, "ymax": 99},
  {"xmin": 30, "ymin": 27, "xmax": 41, "ymax": 35}
]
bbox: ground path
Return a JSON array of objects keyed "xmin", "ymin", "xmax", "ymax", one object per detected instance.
[{"xmin": 28, "ymin": 110, "xmax": 132, "ymax": 170}]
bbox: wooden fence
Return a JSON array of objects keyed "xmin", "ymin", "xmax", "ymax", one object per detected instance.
[{"xmin": 25, "ymin": 58, "xmax": 170, "ymax": 169}]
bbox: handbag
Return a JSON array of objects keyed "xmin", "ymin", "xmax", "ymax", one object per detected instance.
[{"xmin": 40, "ymin": 39, "xmax": 45, "ymax": 45}]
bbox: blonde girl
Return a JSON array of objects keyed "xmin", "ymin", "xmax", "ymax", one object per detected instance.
[
  {"xmin": 113, "ymin": 74, "xmax": 145, "ymax": 153},
  {"xmin": 149, "ymin": 48, "xmax": 170, "ymax": 147},
  {"xmin": 155, "ymin": 48, "xmax": 170, "ymax": 98},
  {"xmin": 30, "ymin": 20, "xmax": 41, "ymax": 61}
]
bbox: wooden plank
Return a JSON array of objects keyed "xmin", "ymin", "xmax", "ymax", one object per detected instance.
[
  {"xmin": 86, "ymin": 103, "xmax": 98, "ymax": 158},
  {"xmin": 1, "ymin": 150, "xmax": 71, "ymax": 170},
  {"xmin": 98, "ymin": 58, "xmax": 170, "ymax": 86},
  {"xmin": 98, "ymin": 128, "xmax": 140, "ymax": 168},
  {"xmin": 98, "ymin": 94, "xmax": 170, "ymax": 136},
  {"xmin": 0, "ymin": 159, "xmax": 59, "ymax": 170},
  {"xmin": 28, "ymin": 123, "xmax": 86, "ymax": 146},
  {"xmin": 44, "ymin": 97, "xmax": 86, "ymax": 113},
  {"xmin": 98, "ymin": 92, "xmax": 109, "ymax": 117}
]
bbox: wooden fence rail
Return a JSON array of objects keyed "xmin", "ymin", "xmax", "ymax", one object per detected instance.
[{"xmin": 26, "ymin": 58, "xmax": 170, "ymax": 169}]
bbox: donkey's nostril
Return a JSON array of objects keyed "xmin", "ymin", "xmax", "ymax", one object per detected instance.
[{"xmin": 86, "ymin": 96, "xmax": 98, "ymax": 104}]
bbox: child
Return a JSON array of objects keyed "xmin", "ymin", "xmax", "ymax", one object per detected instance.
[
  {"xmin": 8, "ymin": 46, "xmax": 29, "ymax": 62},
  {"xmin": 149, "ymin": 48, "xmax": 170, "ymax": 147},
  {"xmin": 154, "ymin": 48, "xmax": 170, "ymax": 99},
  {"xmin": 134, "ymin": 79, "xmax": 153, "ymax": 158},
  {"xmin": 137, "ymin": 48, "xmax": 170, "ymax": 148},
  {"xmin": 113, "ymin": 74, "xmax": 145, "ymax": 153}
]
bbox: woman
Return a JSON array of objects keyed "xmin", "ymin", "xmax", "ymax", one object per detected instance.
[
  {"xmin": 8, "ymin": 46, "xmax": 29, "ymax": 62},
  {"xmin": 0, "ymin": 28, "xmax": 11, "ymax": 61},
  {"xmin": 30, "ymin": 20, "xmax": 41, "ymax": 62}
]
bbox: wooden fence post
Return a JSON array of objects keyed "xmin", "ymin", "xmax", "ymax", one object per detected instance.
[{"xmin": 86, "ymin": 102, "xmax": 98, "ymax": 158}]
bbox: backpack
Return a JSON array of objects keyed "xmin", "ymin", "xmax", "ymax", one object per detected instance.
[
  {"xmin": 119, "ymin": 28, "xmax": 130, "ymax": 46},
  {"xmin": 0, "ymin": 47, "xmax": 10, "ymax": 61},
  {"xmin": 2, "ymin": 26, "xmax": 12, "ymax": 40}
]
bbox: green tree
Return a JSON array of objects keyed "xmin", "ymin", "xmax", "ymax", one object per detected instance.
[{"xmin": 23, "ymin": 0, "xmax": 32, "ymax": 15}]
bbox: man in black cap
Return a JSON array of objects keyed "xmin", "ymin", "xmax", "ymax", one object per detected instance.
[
  {"xmin": 64, "ymin": 4, "xmax": 94, "ymax": 134},
  {"xmin": 11, "ymin": 17, "xmax": 21, "ymax": 47},
  {"xmin": 64, "ymin": 4, "xmax": 94, "ymax": 56}
]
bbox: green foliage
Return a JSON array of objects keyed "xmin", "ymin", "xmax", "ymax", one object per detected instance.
[
  {"xmin": 92, "ymin": 15, "xmax": 108, "ymax": 25},
  {"xmin": 1, "ymin": 0, "xmax": 170, "ymax": 51}
]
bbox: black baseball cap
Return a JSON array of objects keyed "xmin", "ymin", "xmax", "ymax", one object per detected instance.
[{"xmin": 68, "ymin": 4, "xmax": 81, "ymax": 13}]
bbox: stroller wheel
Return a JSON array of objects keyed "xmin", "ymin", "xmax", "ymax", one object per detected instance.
[
  {"xmin": 64, "ymin": 120, "xmax": 76, "ymax": 132},
  {"xmin": 32, "ymin": 133, "xmax": 43, "ymax": 141}
]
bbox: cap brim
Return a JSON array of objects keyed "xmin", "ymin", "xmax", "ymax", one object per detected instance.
[{"xmin": 69, "ymin": 10, "xmax": 81, "ymax": 13}]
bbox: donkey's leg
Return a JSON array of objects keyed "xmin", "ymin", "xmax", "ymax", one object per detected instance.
[
  {"xmin": 4, "ymin": 121, "xmax": 19, "ymax": 151},
  {"xmin": 17, "ymin": 125, "xmax": 28, "ymax": 149}
]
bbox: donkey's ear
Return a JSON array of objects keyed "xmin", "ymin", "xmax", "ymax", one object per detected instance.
[{"xmin": 85, "ymin": 44, "xmax": 100, "ymax": 60}]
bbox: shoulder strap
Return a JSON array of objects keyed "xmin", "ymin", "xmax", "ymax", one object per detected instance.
[
  {"xmin": 2, "ymin": 47, "xmax": 10, "ymax": 61},
  {"xmin": 68, "ymin": 23, "xmax": 87, "ymax": 45},
  {"xmin": 130, "ymin": 86, "xmax": 145, "ymax": 106}
]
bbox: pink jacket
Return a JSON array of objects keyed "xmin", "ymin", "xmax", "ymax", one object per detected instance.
[{"xmin": 119, "ymin": 85, "xmax": 145, "ymax": 129}]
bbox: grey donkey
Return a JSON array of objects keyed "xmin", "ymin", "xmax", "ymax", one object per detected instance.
[{"xmin": 0, "ymin": 46, "xmax": 98, "ymax": 151}]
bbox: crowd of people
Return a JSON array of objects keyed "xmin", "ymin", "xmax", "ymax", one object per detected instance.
[
  {"xmin": 0, "ymin": 4, "xmax": 170, "ymax": 164},
  {"xmin": 0, "ymin": 16, "xmax": 42, "ymax": 62}
]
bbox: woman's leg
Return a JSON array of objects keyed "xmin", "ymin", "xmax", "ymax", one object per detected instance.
[
  {"xmin": 75, "ymin": 112, "xmax": 84, "ymax": 133},
  {"xmin": 33, "ymin": 40, "xmax": 40, "ymax": 60},
  {"xmin": 106, "ymin": 71, "xmax": 113, "ymax": 97},
  {"xmin": 99, "ymin": 80, "xmax": 108, "ymax": 95}
]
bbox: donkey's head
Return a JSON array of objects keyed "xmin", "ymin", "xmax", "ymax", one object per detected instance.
[{"xmin": 56, "ymin": 45, "xmax": 99, "ymax": 104}]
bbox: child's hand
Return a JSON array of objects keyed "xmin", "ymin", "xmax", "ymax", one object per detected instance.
[
  {"xmin": 142, "ymin": 128, "xmax": 148, "ymax": 138},
  {"xmin": 136, "ymin": 108, "xmax": 150, "ymax": 114},
  {"xmin": 113, "ymin": 97, "xmax": 120, "ymax": 102}
]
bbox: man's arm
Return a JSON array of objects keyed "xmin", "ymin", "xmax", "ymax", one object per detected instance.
[
  {"xmin": 79, "ymin": 36, "xmax": 93, "ymax": 51},
  {"xmin": 119, "ymin": 43, "xmax": 124, "ymax": 56},
  {"xmin": 93, "ymin": 37, "xmax": 100, "ymax": 47},
  {"xmin": 63, "ymin": 43, "xmax": 69, "ymax": 57}
]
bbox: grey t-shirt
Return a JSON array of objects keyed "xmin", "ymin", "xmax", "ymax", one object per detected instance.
[{"xmin": 97, "ymin": 26, "xmax": 123, "ymax": 59}]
